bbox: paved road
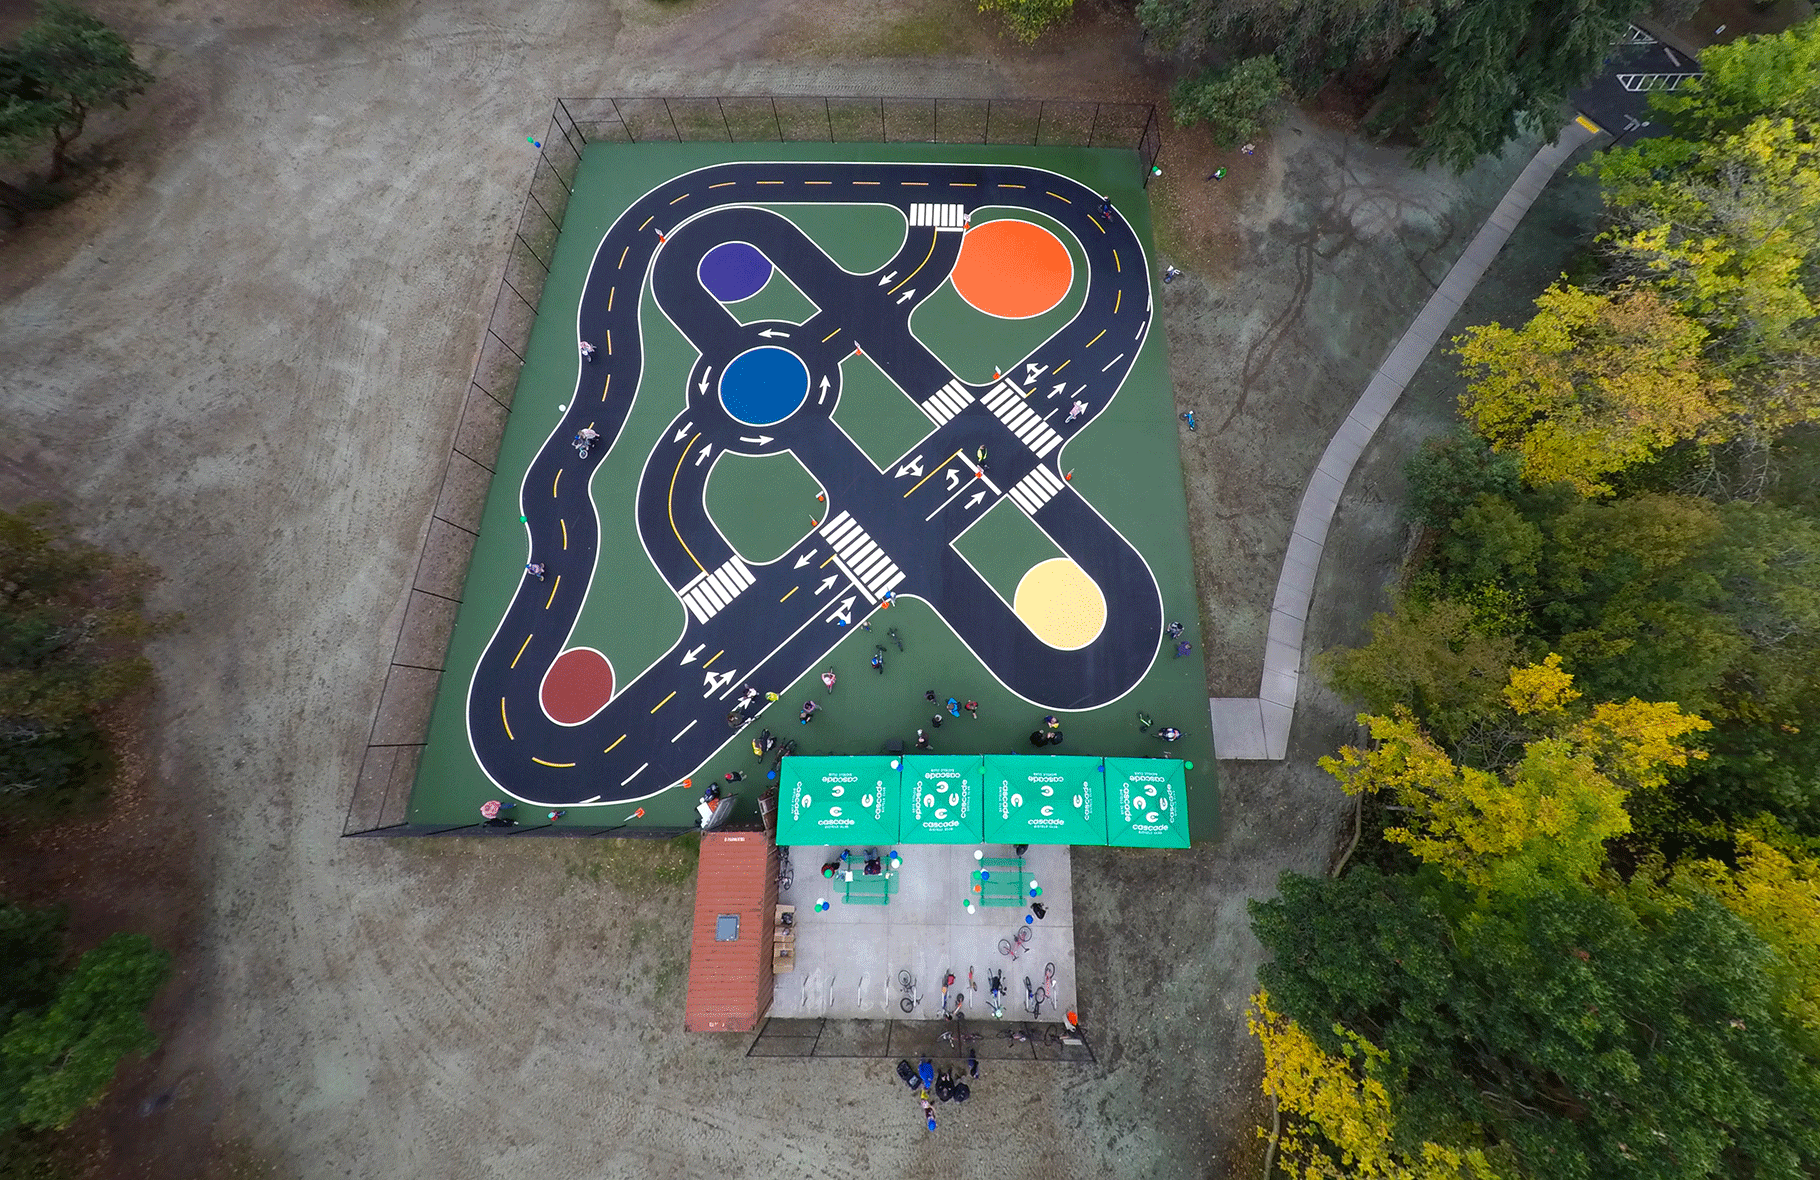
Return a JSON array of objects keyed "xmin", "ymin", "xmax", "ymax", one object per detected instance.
[{"xmin": 467, "ymin": 161, "xmax": 1163, "ymax": 806}]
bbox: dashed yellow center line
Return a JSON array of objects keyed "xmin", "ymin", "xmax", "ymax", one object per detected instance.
[
  {"xmin": 805, "ymin": 180, "xmax": 832, "ymax": 185},
  {"xmin": 608, "ymin": 286, "xmax": 615, "ymax": 312},
  {"xmin": 668, "ymin": 434, "xmax": 706, "ymax": 572},
  {"xmin": 950, "ymin": 182, "xmax": 976, "ymax": 187},
  {"xmin": 604, "ymin": 733, "xmax": 627, "ymax": 753},
  {"xmin": 651, "ymin": 691, "xmax": 677, "ymax": 713},
  {"xmin": 553, "ymin": 468, "xmax": 562, "ymax": 497},
  {"xmin": 1055, "ymin": 358, "xmax": 1071, "ymax": 373},
  {"xmin": 1114, "ymin": 290, "xmax": 1121, "ymax": 314},
  {"xmin": 757, "ymin": 180, "xmax": 783, "ymax": 185},
  {"xmin": 710, "ymin": 180, "xmax": 737, "ymax": 189},
  {"xmin": 901, "ymin": 181, "xmax": 928, "ymax": 186},
  {"xmin": 703, "ymin": 650, "xmax": 724, "ymax": 668},
  {"xmin": 606, "ymin": 330, "xmax": 612, "ymax": 356},
  {"xmin": 821, "ymin": 327, "xmax": 842, "ymax": 343},
  {"xmin": 780, "ymin": 586, "xmax": 798, "ymax": 602},
  {"xmin": 669, "ymin": 192, "xmax": 690, "ymax": 204},
  {"xmin": 639, "ymin": 215, "xmax": 654, "ymax": 231},
  {"xmin": 545, "ymin": 576, "xmax": 561, "ymax": 609},
  {"xmin": 511, "ymin": 634, "xmax": 533, "ymax": 669},
  {"xmin": 852, "ymin": 180, "xmax": 879, "ymax": 185},
  {"xmin": 821, "ymin": 556, "xmax": 836, "ymax": 568},
  {"xmin": 618, "ymin": 246, "xmax": 629, "ymax": 269},
  {"xmin": 1046, "ymin": 191, "xmax": 1070, "ymax": 203},
  {"xmin": 500, "ymin": 697, "xmax": 514, "ymax": 740},
  {"xmin": 532, "ymin": 757, "xmax": 575, "ymax": 768},
  {"xmin": 561, "ymin": 519, "xmax": 569, "ymax": 549},
  {"xmin": 998, "ymin": 183, "xmax": 1025, "ymax": 189},
  {"xmin": 600, "ymin": 373, "xmax": 611, "ymax": 402},
  {"xmin": 905, "ymin": 450, "xmax": 963, "ymax": 498},
  {"xmin": 1112, "ymin": 249, "xmax": 1121, "ymax": 273},
  {"xmin": 1087, "ymin": 214, "xmax": 1105, "ymax": 233},
  {"xmin": 1086, "ymin": 329, "xmax": 1107, "ymax": 348}
]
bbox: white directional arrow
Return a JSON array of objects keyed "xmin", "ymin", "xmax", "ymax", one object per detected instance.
[
  {"xmin": 697, "ymin": 367, "xmax": 712, "ymax": 394},
  {"xmin": 896, "ymin": 458, "xmax": 925, "ymax": 479},
  {"xmin": 794, "ymin": 550, "xmax": 817, "ymax": 569},
  {"xmin": 815, "ymin": 575, "xmax": 838, "ymax": 594},
  {"xmin": 703, "ymin": 669, "xmax": 738, "ymax": 696},
  {"xmin": 758, "ymin": 328, "xmax": 791, "ymax": 339},
  {"xmin": 673, "ymin": 420, "xmax": 694, "ymax": 442},
  {"xmin": 695, "ymin": 442, "xmax": 713, "ymax": 466},
  {"xmin": 827, "ymin": 595, "xmax": 856, "ymax": 626},
  {"xmin": 878, "ymin": 271, "xmax": 898, "ymax": 286},
  {"xmin": 818, "ymin": 375, "xmax": 831, "ymax": 405},
  {"xmin": 945, "ymin": 467, "xmax": 962, "ymax": 491},
  {"xmin": 1049, "ymin": 383, "xmax": 1066, "ymax": 400},
  {"xmin": 679, "ymin": 644, "xmax": 706, "ymax": 665},
  {"xmin": 965, "ymin": 490, "xmax": 986, "ymax": 509},
  {"xmin": 895, "ymin": 290, "xmax": 916, "ymax": 305},
  {"xmin": 738, "ymin": 434, "xmax": 775, "ymax": 445},
  {"xmin": 1026, "ymin": 363, "xmax": 1048, "ymax": 383}
]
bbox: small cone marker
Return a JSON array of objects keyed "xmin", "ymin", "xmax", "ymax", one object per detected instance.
[
  {"xmin": 1063, "ymin": 470, "xmax": 1073, "ymax": 481},
  {"xmin": 816, "ymin": 493, "xmax": 825, "ymax": 501}
]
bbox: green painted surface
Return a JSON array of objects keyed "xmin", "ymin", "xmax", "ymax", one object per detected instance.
[
  {"xmin": 829, "ymin": 349, "xmax": 934, "ymax": 471},
  {"xmin": 950, "ymin": 495, "xmax": 1067, "ymax": 607},
  {"xmin": 725, "ymin": 268, "xmax": 819, "ymax": 326},
  {"xmin": 762, "ymin": 202, "xmax": 907, "ymax": 274},
  {"xmin": 982, "ymin": 754, "xmax": 1107, "ymax": 845},
  {"xmin": 777, "ymin": 755, "xmax": 898, "ymax": 845},
  {"xmin": 908, "ymin": 207, "xmax": 1088, "ymax": 385},
  {"xmin": 703, "ymin": 450, "xmax": 825, "ymax": 565},
  {"xmin": 406, "ymin": 141, "xmax": 1217, "ymax": 843}
]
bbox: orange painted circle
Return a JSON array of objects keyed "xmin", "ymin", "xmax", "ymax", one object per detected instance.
[
  {"xmin": 950, "ymin": 220, "xmax": 1072, "ymax": 319},
  {"xmin": 541, "ymin": 648, "xmax": 615, "ymax": 725}
]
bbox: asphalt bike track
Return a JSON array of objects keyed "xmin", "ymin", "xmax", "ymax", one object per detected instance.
[{"xmin": 467, "ymin": 160, "xmax": 1162, "ymax": 807}]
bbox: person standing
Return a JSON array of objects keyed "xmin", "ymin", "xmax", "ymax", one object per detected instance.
[
  {"xmin": 963, "ymin": 700, "xmax": 979, "ymax": 720},
  {"xmin": 1175, "ymin": 641, "xmax": 1192, "ymax": 658},
  {"xmin": 916, "ymin": 729, "xmax": 931, "ymax": 750}
]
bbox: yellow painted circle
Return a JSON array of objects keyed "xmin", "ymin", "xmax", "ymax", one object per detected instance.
[{"xmin": 1013, "ymin": 558, "xmax": 1107, "ymax": 650}]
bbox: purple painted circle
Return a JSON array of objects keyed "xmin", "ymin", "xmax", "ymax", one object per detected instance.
[{"xmin": 699, "ymin": 242, "xmax": 773, "ymax": 303}]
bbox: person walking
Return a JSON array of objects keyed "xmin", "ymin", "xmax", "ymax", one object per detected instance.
[
  {"xmin": 1175, "ymin": 640, "xmax": 1192, "ymax": 658},
  {"xmin": 723, "ymin": 770, "xmax": 745, "ymax": 784},
  {"xmin": 925, "ymin": 689, "xmax": 938, "ymax": 703},
  {"xmin": 930, "ymin": 713, "xmax": 944, "ymax": 729},
  {"xmin": 916, "ymin": 729, "xmax": 931, "ymax": 750},
  {"xmin": 1165, "ymin": 621, "xmax": 1185, "ymax": 640},
  {"xmin": 963, "ymin": 700, "xmax": 979, "ymax": 719},
  {"xmin": 946, "ymin": 697, "xmax": 961, "ymax": 718},
  {"xmin": 1066, "ymin": 399, "xmax": 1088, "ymax": 423},
  {"xmin": 821, "ymin": 669, "xmax": 837, "ymax": 693},
  {"xmin": 871, "ymin": 647, "xmax": 885, "ymax": 673},
  {"xmin": 975, "ymin": 444, "xmax": 988, "ymax": 470}
]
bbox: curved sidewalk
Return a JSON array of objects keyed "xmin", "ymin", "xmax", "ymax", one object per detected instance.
[{"xmin": 1208, "ymin": 118, "xmax": 1601, "ymax": 760}]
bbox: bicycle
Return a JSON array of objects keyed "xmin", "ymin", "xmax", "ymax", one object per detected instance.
[
  {"xmin": 1023, "ymin": 975, "xmax": 1039, "ymax": 1015},
  {"xmin": 938, "ymin": 969, "xmax": 957, "ymax": 1018},
  {"xmin": 898, "ymin": 969, "xmax": 923, "ymax": 1014},
  {"xmin": 987, "ymin": 969, "xmax": 1006, "ymax": 1019},
  {"xmin": 939, "ymin": 1028, "xmax": 983, "ymax": 1046},
  {"xmin": 888, "ymin": 627, "xmax": 903, "ymax": 651},
  {"xmin": 776, "ymin": 847, "xmax": 794, "ymax": 892},
  {"xmin": 997, "ymin": 925, "xmax": 1033, "ymax": 961}
]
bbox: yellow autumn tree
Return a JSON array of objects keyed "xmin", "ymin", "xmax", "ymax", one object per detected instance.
[
  {"xmin": 1249, "ymin": 992, "xmax": 1500, "ymax": 1180},
  {"xmin": 1453, "ymin": 282, "xmax": 1734, "ymax": 495},
  {"xmin": 1682, "ymin": 831, "xmax": 1820, "ymax": 1036},
  {"xmin": 1321, "ymin": 661, "xmax": 1710, "ymax": 890}
]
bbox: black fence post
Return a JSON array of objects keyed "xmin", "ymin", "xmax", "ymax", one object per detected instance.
[
  {"xmin": 554, "ymin": 99, "xmax": 585, "ymax": 157},
  {"xmin": 931, "ymin": 98, "xmax": 938, "ymax": 142},
  {"xmin": 879, "ymin": 97, "xmax": 886, "ymax": 142},
  {"xmin": 717, "ymin": 97, "xmax": 732, "ymax": 142},
  {"xmin": 665, "ymin": 98, "xmax": 682, "ymax": 141},
  {"xmin": 612, "ymin": 98, "xmax": 635, "ymax": 144},
  {"xmin": 826, "ymin": 96, "xmax": 834, "ymax": 142},
  {"xmin": 772, "ymin": 97, "xmax": 782, "ymax": 141},
  {"xmin": 1034, "ymin": 102, "xmax": 1044, "ymax": 146},
  {"xmin": 1087, "ymin": 102, "xmax": 1100, "ymax": 148},
  {"xmin": 984, "ymin": 100, "xmax": 992, "ymax": 145}
]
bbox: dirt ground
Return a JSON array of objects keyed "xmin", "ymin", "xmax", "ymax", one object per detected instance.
[{"xmin": 0, "ymin": 0, "xmax": 1595, "ymax": 1175}]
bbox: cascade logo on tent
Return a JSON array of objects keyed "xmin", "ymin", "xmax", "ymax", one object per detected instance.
[
  {"xmin": 1000, "ymin": 772, "xmax": 1094, "ymax": 830},
  {"xmin": 1118, "ymin": 772, "xmax": 1174, "ymax": 831}
]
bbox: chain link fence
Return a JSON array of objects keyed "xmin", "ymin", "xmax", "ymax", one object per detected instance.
[{"xmin": 345, "ymin": 97, "xmax": 1161, "ymax": 838}]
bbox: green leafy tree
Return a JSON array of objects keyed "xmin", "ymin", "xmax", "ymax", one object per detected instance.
[
  {"xmin": 975, "ymin": 0, "xmax": 1072, "ymax": 43},
  {"xmin": 0, "ymin": 933, "xmax": 168, "ymax": 1131},
  {"xmin": 1139, "ymin": 0, "xmax": 1434, "ymax": 93},
  {"xmin": 1403, "ymin": 432, "xmax": 1523, "ymax": 530},
  {"xmin": 0, "ymin": 0, "xmax": 153, "ymax": 182},
  {"xmin": 1171, "ymin": 55, "xmax": 1286, "ymax": 147},
  {"xmin": 1253, "ymin": 869, "xmax": 1820, "ymax": 1178},
  {"xmin": 1650, "ymin": 17, "xmax": 1820, "ymax": 137}
]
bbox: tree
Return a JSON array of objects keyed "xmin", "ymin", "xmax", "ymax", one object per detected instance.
[
  {"xmin": 1171, "ymin": 55, "xmax": 1286, "ymax": 147},
  {"xmin": 1252, "ymin": 869, "xmax": 1820, "ymax": 1178},
  {"xmin": 1136, "ymin": 0, "xmax": 1436, "ymax": 90},
  {"xmin": 1369, "ymin": 0, "xmax": 1637, "ymax": 172},
  {"xmin": 1249, "ymin": 992, "xmax": 1500, "ymax": 1180},
  {"xmin": 0, "ymin": 1, "xmax": 153, "ymax": 182},
  {"xmin": 1403, "ymin": 432, "xmax": 1522, "ymax": 530},
  {"xmin": 0, "ymin": 934, "xmax": 168, "ymax": 1131},
  {"xmin": 1649, "ymin": 18, "xmax": 1820, "ymax": 138},
  {"xmin": 1681, "ymin": 829, "xmax": 1820, "ymax": 1036},
  {"xmin": 1454, "ymin": 283, "xmax": 1736, "ymax": 496},
  {"xmin": 975, "ymin": 0, "xmax": 1072, "ymax": 43}
]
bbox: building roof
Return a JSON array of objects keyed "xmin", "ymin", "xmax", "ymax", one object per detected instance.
[{"xmin": 683, "ymin": 832, "xmax": 776, "ymax": 1033}]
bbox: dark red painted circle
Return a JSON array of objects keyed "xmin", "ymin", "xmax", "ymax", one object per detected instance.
[{"xmin": 541, "ymin": 648, "xmax": 614, "ymax": 725}]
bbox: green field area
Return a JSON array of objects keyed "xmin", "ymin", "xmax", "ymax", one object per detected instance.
[
  {"xmin": 406, "ymin": 140, "xmax": 1216, "ymax": 839},
  {"xmin": 726, "ymin": 269, "xmax": 818, "ymax": 325},
  {"xmin": 951, "ymin": 496, "xmax": 1067, "ymax": 606},
  {"xmin": 829, "ymin": 350, "xmax": 934, "ymax": 470},
  {"xmin": 909, "ymin": 207, "xmax": 1088, "ymax": 384},
  {"xmin": 704, "ymin": 450, "xmax": 825, "ymax": 564}
]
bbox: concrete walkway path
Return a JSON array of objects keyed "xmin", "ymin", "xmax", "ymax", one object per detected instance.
[{"xmin": 1208, "ymin": 118, "xmax": 1601, "ymax": 760}]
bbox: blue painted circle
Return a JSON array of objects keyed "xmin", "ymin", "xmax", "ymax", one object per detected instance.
[
  {"xmin": 699, "ymin": 242, "xmax": 772, "ymax": 302},
  {"xmin": 719, "ymin": 347, "xmax": 809, "ymax": 426}
]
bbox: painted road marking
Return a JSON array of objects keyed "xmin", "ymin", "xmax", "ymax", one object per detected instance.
[
  {"xmin": 982, "ymin": 381, "xmax": 1063, "ymax": 458},
  {"xmin": 819, "ymin": 510, "xmax": 905, "ymax": 603},
  {"xmin": 620, "ymin": 763, "xmax": 647, "ymax": 786},
  {"xmin": 679, "ymin": 555, "xmax": 755, "ymax": 623},
  {"xmin": 671, "ymin": 719, "xmax": 698, "ymax": 743},
  {"xmin": 1008, "ymin": 464, "xmax": 1067, "ymax": 515},
  {"xmin": 921, "ymin": 379, "xmax": 975, "ymax": 426},
  {"xmin": 909, "ymin": 202, "xmax": 967, "ymax": 231}
]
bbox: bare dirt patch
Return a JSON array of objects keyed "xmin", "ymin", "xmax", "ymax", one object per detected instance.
[{"xmin": 0, "ymin": 0, "xmax": 1600, "ymax": 1174}]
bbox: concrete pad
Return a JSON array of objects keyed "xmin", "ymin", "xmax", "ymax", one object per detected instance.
[
  {"xmin": 1266, "ymin": 607, "xmax": 1306, "ymax": 656},
  {"xmin": 1260, "ymin": 699, "xmax": 1296, "ymax": 760},
  {"xmin": 774, "ymin": 842, "xmax": 1075, "ymax": 1022},
  {"xmin": 1208, "ymin": 697, "xmax": 1270, "ymax": 760},
  {"xmin": 1258, "ymin": 662, "xmax": 1300, "ymax": 711}
]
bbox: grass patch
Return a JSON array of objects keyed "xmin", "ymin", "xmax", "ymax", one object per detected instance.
[
  {"xmin": 950, "ymin": 496, "xmax": 1065, "ymax": 604},
  {"xmin": 830, "ymin": 350, "xmax": 936, "ymax": 469},
  {"xmin": 704, "ymin": 450, "xmax": 826, "ymax": 564},
  {"xmin": 868, "ymin": 8, "xmax": 973, "ymax": 56},
  {"xmin": 762, "ymin": 203, "xmax": 907, "ymax": 274},
  {"xmin": 725, "ymin": 269, "xmax": 819, "ymax": 326},
  {"xmin": 563, "ymin": 832, "xmax": 701, "ymax": 896}
]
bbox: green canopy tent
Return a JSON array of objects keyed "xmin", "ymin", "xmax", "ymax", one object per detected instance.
[
  {"xmin": 1104, "ymin": 757, "xmax": 1190, "ymax": 848},
  {"xmin": 899, "ymin": 755, "xmax": 984, "ymax": 844},
  {"xmin": 982, "ymin": 754, "xmax": 1106, "ymax": 845},
  {"xmin": 776, "ymin": 755, "xmax": 898, "ymax": 846}
]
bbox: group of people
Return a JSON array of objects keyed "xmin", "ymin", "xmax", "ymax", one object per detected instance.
[{"xmin": 896, "ymin": 1056, "xmax": 977, "ymax": 1130}]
